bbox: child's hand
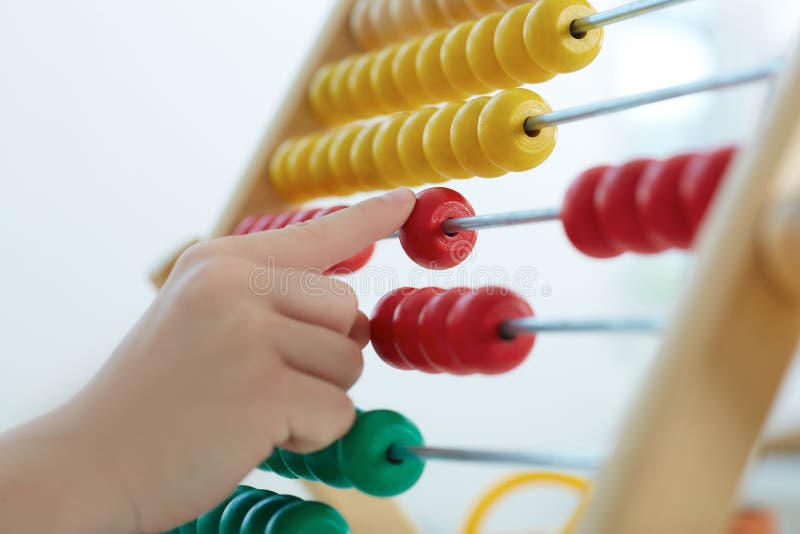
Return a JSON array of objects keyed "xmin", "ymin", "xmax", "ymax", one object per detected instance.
[{"xmin": 0, "ymin": 189, "xmax": 415, "ymax": 534}]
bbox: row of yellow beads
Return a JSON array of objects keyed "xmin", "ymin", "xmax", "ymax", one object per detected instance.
[
  {"xmin": 312, "ymin": 0, "xmax": 602, "ymax": 125},
  {"xmin": 350, "ymin": 0, "xmax": 529, "ymax": 50},
  {"xmin": 272, "ymin": 88, "xmax": 556, "ymax": 201}
]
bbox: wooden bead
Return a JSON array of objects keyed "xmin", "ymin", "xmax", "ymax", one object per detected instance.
[
  {"xmin": 451, "ymin": 96, "xmax": 505, "ymax": 177},
  {"xmin": 373, "ymin": 112, "xmax": 414, "ymax": 186},
  {"xmin": 423, "ymin": 101, "xmax": 471, "ymax": 179},
  {"xmin": 328, "ymin": 126, "xmax": 363, "ymax": 195},
  {"xmin": 390, "ymin": 0, "xmax": 426, "ymax": 39},
  {"xmin": 370, "ymin": 288, "xmax": 418, "ymax": 370},
  {"xmin": 348, "ymin": 54, "xmax": 384, "ymax": 116},
  {"xmin": 232, "ymin": 215, "xmax": 259, "ymax": 236},
  {"xmin": 524, "ymin": 0, "xmax": 603, "ymax": 73},
  {"xmin": 412, "ymin": 0, "xmax": 449, "ymax": 30},
  {"xmin": 393, "ymin": 287, "xmax": 446, "ymax": 373},
  {"xmin": 308, "ymin": 64, "xmax": 342, "ymax": 126},
  {"xmin": 249, "ymin": 214, "xmax": 276, "ymax": 233},
  {"xmin": 418, "ymin": 289, "xmax": 474, "ymax": 374},
  {"xmin": 287, "ymin": 208, "xmax": 324, "ymax": 226},
  {"xmin": 442, "ymin": 21, "xmax": 492, "ymax": 95},
  {"xmin": 637, "ymin": 153, "xmax": 696, "ymax": 249},
  {"xmin": 269, "ymin": 139, "xmax": 296, "ymax": 200},
  {"xmin": 478, "ymin": 88, "xmax": 557, "ymax": 172},
  {"xmin": 369, "ymin": 0, "xmax": 401, "ymax": 47},
  {"xmin": 398, "ymin": 108, "xmax": 448, "ymax": 185},
  {"xmin": 560, "ymin": 165, "xmax": 622, "ymax": 258},
  {"xmin": 595, "ymin": 160, "xmax": 667, "ymax": 254},
  {"xmin": 392, "ymin": 39, "xmax": 433, "ymax": 107},
  {"xmin": 267, "ymin": 209, "xmax": 298, "ymax": 230},
  {"xmin": 446, "ymin": 287, "xmax": 535, "ymax": 374},
  {"xmin": 350, "ymin": 0, "xmax": 382, "ymax": 50},
  {"xmin": 286, "ymin": 136, "xmax": 318, "ymax": 200},
  {"xmin": 399, "ymin": 187, "xmax": 477, "ymax": 269},
  {"xmin": 329, "ymin": 56, "xmax": 359, "ymax": 117},
  {"xmin": 308, "ymin": 132, "xmax": 339, "ymax": 197},
  {"xmin": 351, "ymin": 122, "xmax": 395, "ymax": 191},
  {"xmin": 416, "ymin": 30, "xmax": 468, "ymax": 102},
  {"xmin": 466, "ymin": 0, "xmax": 506, "ymax": 15},
  {"xmin": 371, "ymin": 46, "xmax": 412, "ymax": 111},
  {"xmin": 495, "ymin": 4, "xmax": 555, "ymax": 83},
  {"xmin": 467, "ymin": 12, "xmax": 520, "ymax": 89},
  {"xmin": 436, "ymin": 0, "xmax": 480, "ymax": 24}
]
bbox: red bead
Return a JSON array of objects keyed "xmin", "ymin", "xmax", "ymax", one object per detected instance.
[
  {"xmin": 560, "ymin": 166, "xmax": 622, "ymax": 258},
  {"xmin": 418, "ymin": 288, "xmax": 474, "ymax": 375},
  {"xmin": 267, "ymin": 210, "xmax": 298, "ymax": 230},
  {"xmin": 595, "ymin": 160, "xmax": 668, "ymax": 254},
  {"xmin": 315, "ymin": 205, "xmax": 375, "ymax": 274},
  {"xmin": 312, "ymin": 205, "xmax": 349, "ymax": 219},
  {"xmin": 680, "ymin": 146, "xmax": 737, "ymax": 238},
  {"xmin": 393, "ymin": 287, "xmax": 445, "ymax": 373},
  {"xmin": 231, "ymin": 215, "xmax": 259, "ymax": 236},
  {"xmin": 636, "ymin": 153, "xmax": 696, "ymax": 250},
  {"xmin": 399, "ymin": 187, "xmax": 477, "ymax": 269},
  {"xmin": 249, "ymin": 214, "xmax": 276, "ymax": 233},
  {"xmin": 287, "ymin": 208, "xmax": 324, "ymax": 225},
  {"xmin": 370, "ymin": 288, "xmax": 417, "ymax": 370},
  {"xmin": 446, "ymin": 287, "xmax": 535, "ymax": 375}
]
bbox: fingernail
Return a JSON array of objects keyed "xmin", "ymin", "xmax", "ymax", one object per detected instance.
[{"xmin": 381, "ymin": 188, "xmax": 414, "ymax": 203}]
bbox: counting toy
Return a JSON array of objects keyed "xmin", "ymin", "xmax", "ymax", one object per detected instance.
[{"xmin": 151, "ymin": 0, "xmax": 800, "ymax": 531}]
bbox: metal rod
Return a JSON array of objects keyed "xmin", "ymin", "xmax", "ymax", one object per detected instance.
[
  {"xmin": 390, "ymin": 445, "xmax": 603, "ymax": 470},
  {"xmin": 524, "ymin": 60, "xmax": 783, "ymax": 133},
  {"xmin": 500, "ymin": 317, "xmax": 661, "ymax": 338},
  {"xmin": 570, "ymin": 0, "xmax": 694, "ymax": 36},
  {"xmin": 442, "ymin": 207, "xmax": 562, "ymax": 233}
]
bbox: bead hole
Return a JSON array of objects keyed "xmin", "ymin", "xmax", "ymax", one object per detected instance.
[
  {"xmin": 524, "ymin": 126, "xmax": 541, "ymax": 138},
  {"xmin": 498, "ymin": 323, "xmax": 517, "ymax": 341},
  {"xmin": 569, "ymin": 21, "xmax": 587, "ymax": 39},
  {"xmin": 443, "ymin": 218, "xmax": 459, "ymax": 237},
  {"xmin": 386, "ymin": 445, "xmax": 404, "ymax": 465}
]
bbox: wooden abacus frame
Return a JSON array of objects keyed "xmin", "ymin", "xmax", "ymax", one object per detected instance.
[{"xmin": 152, "ymin": 1, "xmax": 800, "ymax": 532}]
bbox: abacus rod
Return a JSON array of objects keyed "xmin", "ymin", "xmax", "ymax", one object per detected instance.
[
  {"xmin": 570, "ymin": 0, "xmax": 694, "ymax": 36},
  {"xmin": 501, "ymin": 317, "xmax": 661, "ymax": 337},
  {"xmin": 524, "ymin": 60, "xmax": 783, "ymax": 133},
  {"xmin": 442, "ymin": 207, "xmax": 562, "ymax": 233},
  {"xmin": 390, "ymin": 445, "xmax": 603, "ymax": 470}
]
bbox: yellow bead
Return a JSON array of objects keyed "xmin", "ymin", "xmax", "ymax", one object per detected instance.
[
  {"xmin": 309, "ymin": 64, "xmax": 342, "ymax": 126},
  {"xmin": 373, "ymin": 112, "xmax": 413, "ymax": 186},
  {"xmin": 478, "ymin": 88, "xmax": 557, "ymax": 172},
  {"xmin": 423, "ymin": 101, "xmax": 471, "ymax": 179},
  {"xmin": 308, "ymin": 132, "xmax": 341, "ymax": 197},
  {"xmin": 351, "ymin": 121, "xmax": 395, "ymax": 191},
  {"xmin": 417, "ymin": 31, "xmax": 468, "ymax": 102},
  {"xmin": 348, "ymin": 54, "xmax": 384, "ymax": 116},
  {"xmin": 398, "ymin": 107, "xmax": 447, "ymax": 186},
  {"xmin": 442, "ymin": 21, "xmax": 491, "ymax": 96},
  {"xmin": 286, "ymin": 136, "xmax": 319, "ymax": 200},
  {"xmin": 451, "ymin": 97, "xmax": 505, "ymax": 178},
  {"xmin": 369, "ymin": 0, "xmax": 401, "ymax": 47},
  {"xmin": 269, "ymin": 139, "xmax": 296, "ymax": 200},
  {"xmin": 466, "ymin": 0, "xmax": 505, "ymax": 15},
  {"xmin": 467, "ymin": 12, "xmax": 520, "ymax": 89},
  {"xmin": 392, "ymin": 39, "xmax": 433, "ymax": 108},
  {"xmin": 371, "ymin": 46, "xmax": 412, "ymax": 112},
  {"xmin": 524, "ymin": 0, "xmax": 603, "ymax": 73},
  {"xmin": 436, "ymin": 0, "xmax": 479, "ymax": 24},
  {"xmin": 329, "ymin": 56, "xmax": 359, "ymax": 118},
  {"xmin": 495, "ymin": 4, "xmax": 556, "ymax": 83},
  {"xmin": 412, "ymin": 0, "xmax": 449, "ymax": 30},
  {"xmin": 350, "ymin": 0, "xmax": 382, "ymax": 50},
  {"xmin": 328, "ymin": 126, "xmax": 364, "ymax": 194}
]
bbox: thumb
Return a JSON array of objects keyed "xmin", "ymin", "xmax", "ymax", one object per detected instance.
[{"xmin": 232, "ymin": 188, "xmax": 416, "ymax": 270}]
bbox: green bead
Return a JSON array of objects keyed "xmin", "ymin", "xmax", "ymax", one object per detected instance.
[
  {"xmin": 339, "ymin": 409, "xmax": 425, "ymax": 497},
  {"xmin": 304, "ymin": 441, "xmax": 352, "ymax": 488},
  {"xmin": 261, "ymin": 450, "xmax": 299, "ymax": 479},
  {"xmin": 219, "ymin": 489, "xmax": 275, "ymax": 534},
  {"xmin": 266, "ymin": 501, "xmax": 350, "ymax": 534},
  {"xmin": 196, "ymin": 486, "xmax": 255, "ymax": 534},
  {"xmin": 279, "ymin": 449, "xmax": 318, "ymax": 481},
  {"xmin": 240, "ymin": 494, "xmax": 300, "ymax": 534}
]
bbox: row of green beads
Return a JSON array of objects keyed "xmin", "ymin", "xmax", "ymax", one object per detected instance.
[
  {"xmin": 165, "ymin": 486, "xmax": 348, "ymax": 534},
  {"xmin": 260, "ymin": 409, "xmax": 425, "ymax": 497}
]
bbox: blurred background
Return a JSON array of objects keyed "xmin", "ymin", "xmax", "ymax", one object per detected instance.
[{"xmin": 2, "ymin": 0, "xmax": 800, "ymax": 531}]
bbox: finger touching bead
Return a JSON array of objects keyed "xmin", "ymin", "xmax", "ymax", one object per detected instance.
[
  {"xmin": 524, "ymin": 0, "xmax": 603, "ymax": 73},
  {"xmin": 495, "ymin": 4, "xmax": 556, "ymax": 83}
]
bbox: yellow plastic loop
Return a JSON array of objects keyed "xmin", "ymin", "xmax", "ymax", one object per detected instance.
[
  {"xmin": 442, "ymin": 21, "xmax": 492, "ymax": 96},
  {"xmin": 478, "ymin": 88, "xmax": 557, "ymax": 172},
  {"xmin": 308, "ymin": 132, "xmax": 339, "ymax": 197},
  {"xmin": 329, "ymin": 56, "xmax": 359, "ymax": 117},
  {"xmin": 373, "ymin": 112, "xmax": 413, "ymax": 186},
  {"xmin": 451, "ymin": 96, "xmax": 505, "ymax": 178},
  {"xmin": 348, "ymin": 54, "xmax": 384, "ymax": 116},
  {"xmin": 417, "ymin": 30, "xmax": 469, "ymax": 102},
  {"xmin": 286, "ymin": 136, "xmax": 319, "ymax": 201},
  {"xmin": 308, "ymin": 64, "xmax": 342, "ymax": 126},
  {"xmin": 371, "ymin": 45, "xmax": 412, "ymax": 112},
  {"xmin": 269, "ymin": 139, "xmax": 296, "ymax": 200},
  {"xmin": 495, "ymin": 3, "xmax": 556, "ymax": 83},
  {"xmin": 392, "ymin": 39, "xmax": 433, "ymax": 108},
  {"xmin": 398, "ymin": 107, "xmax": 448, "ymax": 186},
  {"xmin": 328, "ymin": 126, "xmax": 364, "ymax": 195},
  {"xmin": 423, "ymin": 101, "xmax": 471, "ymax": 179},
  {"xmin": 467, "ymin": 12, "xmax": 520, "ymax": 90},
  {"xmin": 413, "ymin": 0, "xmax": 449, "ymax": 31},
  {"xmin": 351, "ymin": 121, "xmax": 394, "ymax": 191},
  {"xmin": 462, "ymin": 471, "xmax": 590, "ymax": 534},
  {"xmin": 524, "ymin": 0, "xmax": 603, "ymax": 73}
]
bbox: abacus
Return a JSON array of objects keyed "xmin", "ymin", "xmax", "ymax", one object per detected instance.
[{"xmin": 152, "ymin": 0, "xmax": 800, "ymax": 531}]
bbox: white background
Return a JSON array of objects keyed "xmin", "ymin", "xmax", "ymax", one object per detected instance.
[{"xmin": 2, "ymin": 0, "xmax": 800, "ymax": 531}]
